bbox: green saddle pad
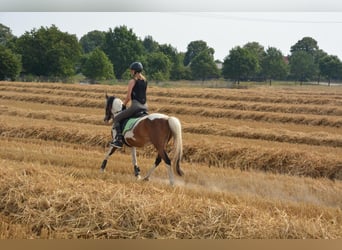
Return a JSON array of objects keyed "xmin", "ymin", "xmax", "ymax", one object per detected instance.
[{"xmin": 123, "ymin": 117, "xmax": 141, "ymax": 135}]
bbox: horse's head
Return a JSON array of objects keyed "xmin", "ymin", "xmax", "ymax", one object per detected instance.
[{"xmin": 104, "ymin": 93, "xmax": 123, "ymax": 123}]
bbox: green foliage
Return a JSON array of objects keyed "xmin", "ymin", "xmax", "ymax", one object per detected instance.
[
  {"xmin": 143, "ymin": 35, "xmax": 160, "ymax": 53},
  {"xmin": 184, "ymin": 40, "xmax": 218, "ymax": 80},
  {"xmin": 289, "ymin": 51, "xmax": 319, "ymax": 83},
  {"xmin": 159, "ymin": 44, "xmax": 176, "ymax": 60},
  {"xmin": 0, "ymin": 45, "xmax": 22, "ymax": 80},
  {"xmin": 290, "ymin": 37, "xmax": 319, "ymax": 55},
  {"xmin": 261, "ymin": 47, "xmax": 289, "ymax": 84},
  {"xmin": 159, "ymin": 44, "xmax": 188, "ymax": 80},
  {"xmin": 290, "ymin": 37, "xmax": 321, "ymax": 83},
  {"xmin": 145, "ymin": 52, "xmax": 171, "ymax": 81},
  {"xmin": 222, "ymin": 46, "xmax": 258, "ymax": 83},
  {"xmin": 0, "ymin": 23, "xmax": 15, "ymax": 46},
  {"xmin": 190, "ymin": 50, "xmax": 220, "ymax": 81},
  {"xmin": 81, "ymin": 48, "xmax": 114, "ymax": 83},
  {"xmin": 79, "ymin": 30, "xmax": 106, "ymax": 54},
  {"xmin": 184, "ymin": 40, "xmax": 214, "ymax": 66},
  {"xmin": 121, "ymin": 69, "xmax": 132, "ymax": 81},
  {"xmin": 319, "ymin": 55, "xmax": 342, "ymax": 84},
  {"xmin": 15, "ymin": 25, "xmax": 81, "ymax": 78},
  {"xmin": 3, "ymin": 20, "xmax": 342, "ymax": 85},
  {"xmin": 243, "ymin": 42, "xmax": 265, "ymax": 75},
  {"xmin": 103, "ymin": 26, "xmax": 144, "ymax": 79},
  {"xmin": 170, "ymin": 53, "xmax": 190, "ymax": 80}
]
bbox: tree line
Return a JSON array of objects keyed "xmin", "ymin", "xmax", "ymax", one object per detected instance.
[{"xmin": 1, "ymin": 23, "xmax": 342, "ymax": 85}]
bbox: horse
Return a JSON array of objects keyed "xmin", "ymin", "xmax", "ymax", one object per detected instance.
[{"xmin": 100, "ymin": 94, "xmax": 184, "ymax": 185}]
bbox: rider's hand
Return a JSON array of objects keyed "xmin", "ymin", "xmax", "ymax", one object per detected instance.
[{"xmin": 122, "ymin": 104, "xmax": 126, "ymax": 110}]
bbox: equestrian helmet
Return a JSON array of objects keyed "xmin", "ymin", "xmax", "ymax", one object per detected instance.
[{"xmin": 130, "ymin": 62, "xmax": 143, "ymax": 72}]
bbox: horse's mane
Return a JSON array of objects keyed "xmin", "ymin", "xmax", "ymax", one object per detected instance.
[{"xmin": 106, "ymin": 95, "xmax": 115, "ymax": 109}]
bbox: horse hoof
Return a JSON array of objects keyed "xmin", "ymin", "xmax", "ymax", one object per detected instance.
[
  {"xmin": 136, "ymin": 175, "xmax": 142, "ymax": 180},
  {"xmin": 143, "ymin": 177, "xmax": 150, "ymax": 182},
  {"xmin": 100, "ymin": 168, "xmax": 105, "ymax": 173}
]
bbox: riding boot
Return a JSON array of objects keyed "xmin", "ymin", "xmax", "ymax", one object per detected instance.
[{"xmin": 110, "ymin": 122, "xmax": 124, "ymax": 148}]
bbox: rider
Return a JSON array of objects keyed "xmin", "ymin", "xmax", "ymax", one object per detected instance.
[{"xmin": 110, "ymin": 62, "xmax": 148, "ymax": 148}]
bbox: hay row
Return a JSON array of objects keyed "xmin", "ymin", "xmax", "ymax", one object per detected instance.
[
  {"xmin": 0, "ymin": 81, "xmax": 118, "ymax": 94},
  {"xmin": 94, "ymin": 89, "xmax": 342, "ymax": 105},
  {"xmin": 4, "ymin": 83, "xmax": 342, "ymax": 104},
  {"xmin": 2, "ymin": 106, "xmax": 341, "ymax": 148},
  {"xmin": 181, "ymin": 145, "xmax": 342, "ymax": 180},
  {"xmin": 4, "ymin": 80, "xmax": 342, "ymax": 99},
  {"xmin": 0, "ymin": 138, "xmax": 105, "ymax": 171},
  {"xmin": 183, "ymin": 123, "xmax": 342, "ymax": 148},
  {"xmin": 0, "ymin": 86, "xmax": 109, "ymax": 99},
  {"xmin": 2, "ymin": 92, "xmax": 342, "ymax": 127},
  {"xmin": 3, "ymin": 85, "xmax": 342, "ymax": 116},
  {"xmin": 1, "ymin": 123, "xmax": 341, "ymax": 180},
  {"xmin": 0, "ymin": 105, "xmax": 104, "ymax": 126},
  {"xmin": 0, "ymin": 123, "xmax": 108, "ymax": 147},
  {"xmin": 156, "ymin": 106, "xmax": 342, "ymax": 128},
  {"xmin": 2, "ymin": 81, "xmax": 342, "ymax": 106},
  {"xmin": 0, "ymin": 92, "xmax": 103, "ymax": 108},
  {"xmin": 156, "ymin": 97, "xmax": 342, "ymax": 116}
]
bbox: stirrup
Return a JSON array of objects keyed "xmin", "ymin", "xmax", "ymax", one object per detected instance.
[{"xmin": 110, "ymin": 139, "xmax": 123, "ymax": 148}]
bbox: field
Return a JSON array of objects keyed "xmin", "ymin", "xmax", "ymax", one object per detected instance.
[{"xmin": 0, "ymin": 81, "xmax": 341, "ymax": 239}]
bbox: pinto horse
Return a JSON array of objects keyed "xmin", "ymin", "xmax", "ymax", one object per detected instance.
[{"xmin": 101, "ymin": 94, "xmax": 184, "ymax": 185}]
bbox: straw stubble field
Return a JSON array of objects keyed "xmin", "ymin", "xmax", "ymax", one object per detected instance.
[{"xmin": 0, "ymin": 81, "xmax": 341, "ymax": 239}]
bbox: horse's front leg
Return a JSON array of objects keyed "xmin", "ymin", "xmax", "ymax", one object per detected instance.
[
  {"xmin": 131, "ymin": 147, "xmax": 141, "ymax": 179},
  {"xmin": 100, "ymin": 146, "xmax": 116, "ymax": 172}
]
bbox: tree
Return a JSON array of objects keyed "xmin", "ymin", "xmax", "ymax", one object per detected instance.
[
  {"xmin": 159, "ymin": 43, "xmax": 188, "ymax": 80},
  {"xmin": 289, "ymin": 51, "xmax": 318, "ymax": 84},
  {"xmin": 0, "ymin": 45, "xmax": 22, "ymax": 80},
  {"xmin": 319, "ymin": 55, "xmax": 342, "ymax": 85},
  {"xmin": 222, "ymin": 46, "xmax": 258, "ymax": 84},
  {"xmin": 184, "ymin": 40, "xmax": 214, "ymax": 66},
  {"xmin": 290, "ymin": 37, "xmax": 322, "ymax": 83},
  {"xmin": 261, "ymin": 47, "xmax": 289, "ymax": 85},
  {"xmin": 103, "ymin": 26, "xmax": 144, "ymax": 79},
  {"xmin": 145, "ymin": 52, "xmax": 171, "ymax": 82},
  {"xmin": 15, "ymin": 25, "xmax": 81, "ymax": 78},
  {"xmin": 184, "ymin": 40, "xmax": 217, "ymax": 80},
  {"xmin": 79, "ymin": 30, "xmax": 106, "ymax": 54},
  {"xmin": 143, "ymin": 35, "xmax": 160, "ymax": 53},
  {"xmin": 0, "ymin": 23, "xmax": 15, "ymax": 46},
  {"xmin": 81, "ymin": 48, "xmax": 114, "ymax": 83},
  {"xmin": 243, "ymin": 42, "xmax": 265, "ymax": 78},
  {"xmin": 190, "ymin": 50, "xmax": 220, "ymax": 81},
  {"xmin": 315, "ymin": 49, "xmax": 329, "ymax": 83},
  {"xmin": 290, "ymin": 37, "xmax": 319, "ymax": 55}
]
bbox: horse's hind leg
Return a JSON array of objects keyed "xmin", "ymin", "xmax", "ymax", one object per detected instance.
[
  {"xmin": 143, "ymin": 155, "xmax": 161, "ymax": 181},
  {"xmin": 161, "ymin": 151, "xmax": 174, "ymax": 186},
  {"xmin": 100, "ymin": 146, "xmax": 116, "ymax": 172},
  {"xmin": 144, "ymin": 150, "xmax": 174, "ymax": 186}
]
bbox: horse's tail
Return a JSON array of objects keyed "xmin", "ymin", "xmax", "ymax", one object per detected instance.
[{"xmin": 168, "ymin": 116, "xmax": 184, "ymax": 176}]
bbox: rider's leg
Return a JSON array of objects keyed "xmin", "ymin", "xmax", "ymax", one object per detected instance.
[{"xmin": 110, "ymin": 121, "xmax": 123, "ymax": 148}]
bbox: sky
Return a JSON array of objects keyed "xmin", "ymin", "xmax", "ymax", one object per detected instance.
[{"xmin": 1, "ymin": 12, "xmax": 342, "ymax": 61}]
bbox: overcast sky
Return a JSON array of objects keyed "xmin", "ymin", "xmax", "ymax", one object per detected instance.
[{"xmin": 1, "ymin": 12, "xmax": 342, "ymax": 61}]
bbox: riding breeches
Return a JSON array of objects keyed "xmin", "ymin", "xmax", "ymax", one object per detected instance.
[{"xmin": 113, "ymin": 100, "xmax": 147, "ymax": 123}]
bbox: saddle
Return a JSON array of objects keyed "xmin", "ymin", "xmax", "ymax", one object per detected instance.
[{"xmin": 120, "ymin": 110, "xmax": 148, "ymax": 137}]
